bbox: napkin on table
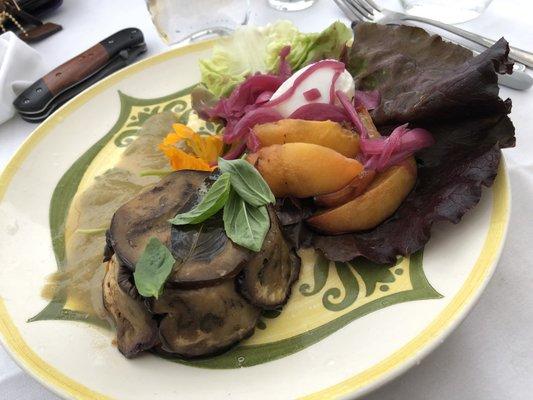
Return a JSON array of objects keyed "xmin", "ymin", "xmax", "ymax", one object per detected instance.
[{"xmin": 0, "ymin": 32, "xmax": 47, "ymax": 124}]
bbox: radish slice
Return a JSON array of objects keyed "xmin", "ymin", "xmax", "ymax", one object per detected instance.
[
  {"xmin": 266, "ymin": 60, "xmax": 346, "ymax": 107},
  {"xmin": 265, "ymin": 60, "xmax": 354, "ymax": 117},
  {"xmin": 329, "ymin": 70, "xmax": 342, "ymax": 105}
]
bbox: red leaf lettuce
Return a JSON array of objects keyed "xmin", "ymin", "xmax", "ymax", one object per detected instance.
[{"xmin": 307, "ymin": 23, "xmax": 515, "ymax": 263}]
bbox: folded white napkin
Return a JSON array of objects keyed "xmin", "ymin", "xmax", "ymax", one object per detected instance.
[{"xmin": 0, "ymin": 32, "xmax": 47, "ymax": 124}]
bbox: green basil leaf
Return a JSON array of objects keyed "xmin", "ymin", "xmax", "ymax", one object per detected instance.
[
  {"xmin": 218, "ymin": 158, "xmax": 275, "ymax": 206},
  {"xmin": 223, "ymin": 189, "xmax": 270, "ymax": 252},
  {"xmin": 169, "ymin": 172, "xmax": 231, "ymax": 225},
  {"xmin": 133, "ymin": 237, "xmax": 175, "ymax": 299}
]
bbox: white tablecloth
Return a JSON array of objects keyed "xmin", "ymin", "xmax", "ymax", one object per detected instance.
[{"xmin": 0, "ymin": 0, "xmax": 531, "ymax": 399}]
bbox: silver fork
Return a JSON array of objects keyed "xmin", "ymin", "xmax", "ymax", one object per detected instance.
[{"xmin": 335, "ymin": 0, "xmax": 533, "ymax": 69}]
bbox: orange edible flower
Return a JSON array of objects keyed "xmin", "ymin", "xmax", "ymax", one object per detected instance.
[{"xmin": 159, "ymin": 123, "xmax": 223, "ymax": 171}]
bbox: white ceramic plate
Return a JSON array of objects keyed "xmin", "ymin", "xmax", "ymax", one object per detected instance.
[{"xmin": 0, "ymin": 40, "xmax": 510, "ymax": 399}]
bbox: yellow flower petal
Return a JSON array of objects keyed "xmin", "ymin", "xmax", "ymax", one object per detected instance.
[
  {"xmin": 171, "ymin": 123, "xmax": 196, "ymax": 140},
  {"xmin": 158, "ymin": 123, "xmax": 223, "ymax": 172},
  {"xmin": 159, "ymin": 145, "xmax": 212, "ymax": 171},
  {"xmin": 202, "ymin": 135, "xmax": 223, "ymax": 163},
  {"xmin": 172, "ymin": 123, "xmax": 203, "ymax": 155},
  {"xmin": 161, "ymin": 132, "xmax": 183, "ymax": 146}
]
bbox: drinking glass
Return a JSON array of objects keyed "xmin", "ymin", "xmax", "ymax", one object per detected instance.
[
  {"xmin": 267, "ymin": 0, "xmax": 316, "ymax": 12},
  {"xmin": 146, "ymin": 0, "xmax": 250, "ymax": 45},
  {"xmin": 400, "ymin": 0, "xmax": 493, "ymax": 24}
]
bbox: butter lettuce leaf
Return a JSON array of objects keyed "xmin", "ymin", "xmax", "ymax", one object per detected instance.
[{"xmin": 199, "ymin": 21, "xmax": 351, "ymax": 97}]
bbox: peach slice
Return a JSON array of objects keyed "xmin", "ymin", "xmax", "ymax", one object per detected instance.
[
  {"xmin": 314, "ymin": 169, "xmax": 377, "ymax": 208},
  {"xmin": 307, "ymin": 158, "xmax": 417, "ymax": 234},
  {"xmin": 249, "ymin": 143, "xmax": 363, "ymax": 198},
  {"xmin": 253, "ymin": 119, "xmax": 359, "ymax": 158}
]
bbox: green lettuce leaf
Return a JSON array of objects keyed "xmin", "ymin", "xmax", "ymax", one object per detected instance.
[{"xmin": 199, "ymin": 21, "xmax": 352, "ymax": 97}]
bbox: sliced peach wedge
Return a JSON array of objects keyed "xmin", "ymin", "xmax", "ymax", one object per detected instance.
[
  {"xmin": 253, "ymin": 119, "xmax": 360, "ymax": 158},
  {"xmin": 314, "ymin": 169, "xmax": 377, "ymax": 208},
  {"xmin": 248, "ymin": 142, "xmax": 363, "ymax": 198},
  {"xmin": 307, "ymin": 158, "xmax": 417, "ymax": 234}
]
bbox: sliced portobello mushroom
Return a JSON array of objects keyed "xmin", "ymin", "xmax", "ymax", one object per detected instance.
[
  {"xmin": 109, "ymin": 170, "xmax": 210, "ymax": 268},
  {"xmin": 152, "ymin": 281, "xmax": 260, "ymax": 358},
  {"xmin": 237, "ymin": 207, "xmax": 301, "ymax": 309},
  {"xmin": 102, "ymin": 256, "xmax": 158, "ymax": 358},
  {"xmin": 169, "ymin": 214, "xmax": 250, "ymax": 288},
  {"xmin": 108, "ymin": 170, "xmax": 249, "ymax": 288},
  {"xmin": 116, "ymin": 262, "xmax": 140, "ymax": 299}
]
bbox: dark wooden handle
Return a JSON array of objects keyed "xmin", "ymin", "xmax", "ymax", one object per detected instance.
[{"xmin": 42, "ymin": 43, "xmax": 109, "ymax": 96}]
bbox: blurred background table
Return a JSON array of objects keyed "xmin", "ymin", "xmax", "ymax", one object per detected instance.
[{"xmin": 0, "ymin": 0, "xmax": 531, "ymax": 399}]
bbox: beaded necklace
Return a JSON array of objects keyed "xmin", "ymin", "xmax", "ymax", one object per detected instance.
[{"xmin": 0, "ymin": 0, "xmax": 28, "ymax": 37}]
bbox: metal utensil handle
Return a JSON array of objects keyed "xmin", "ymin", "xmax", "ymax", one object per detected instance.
[{"xmin": 402, "ymin": 14, "xmax": 533, "ymax": 68}]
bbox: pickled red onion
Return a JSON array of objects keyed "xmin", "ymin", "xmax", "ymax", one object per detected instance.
[
  {"xmin": 303, "ymin": 88, "xmax": 322, "ymax": 101},
  {"xmin": 289, "ymin": 103, "xmax": 349, "ymax": 122}
]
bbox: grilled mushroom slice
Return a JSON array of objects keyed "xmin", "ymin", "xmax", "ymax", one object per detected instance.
[
  {"xmin": 116, "ymin": 261, "xmax": 140, "ymax": 299},
  {"xmin": 108, "ymin": 170, "xmax": 210, "ymax": 268},
  {"xmin": 152, "ymin": 281, "xmax": 260, "ymax": 358},
  {"xmin": 237, "ymin": 208, "xmax": 301, "ymax": 309},
  {"xmin": 109, "ymin": 170, "xmax": 249, "ymax": 288},
  {"xmin": 102, "ymin": 256, "xmax": 158, "ymax": 358},
  {"xmin": 169, "ymin": 215, "xmax": 250, "ymax": 287},
  {"xmin": 105, "ymin": 168, "xmax": 303, "ymax": 359}
]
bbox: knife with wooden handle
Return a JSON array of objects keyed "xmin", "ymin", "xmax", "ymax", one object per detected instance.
[{"xmin": 14, "ymin": 27, "xmax": 146, "ymax": 119}]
